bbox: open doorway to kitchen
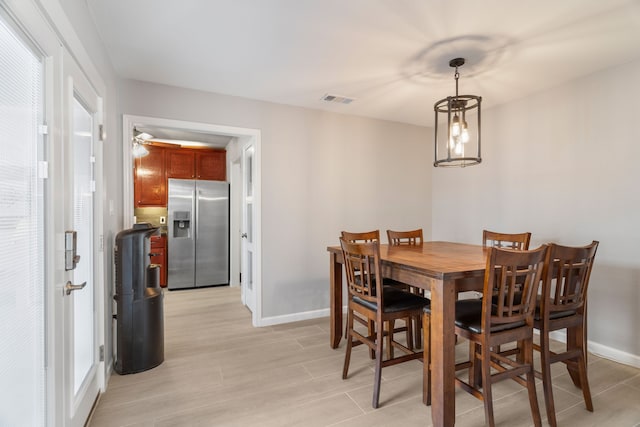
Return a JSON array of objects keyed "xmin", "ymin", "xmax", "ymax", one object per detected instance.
[{"xmin": 121, "ymin": 115, "xmax": 262, "ymax": 326}]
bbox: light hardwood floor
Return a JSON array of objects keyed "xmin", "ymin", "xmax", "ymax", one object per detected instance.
[{"xmin": 89, "ymin": 286, "xmax": 640, "ymax": 426}]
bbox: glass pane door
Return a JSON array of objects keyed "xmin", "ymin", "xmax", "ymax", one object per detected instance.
[
  {"xmin": 0, "ymin": 13, "xmax": 46, "ymax": 426},
  {"xmin": 72, "ymin": 97, "xmax": 95, "ymax": 394},
  {"xmin": 63, "ymin": 48, "xmax": 102, "ymax": 426},
  {"xmin": 241, "ymin": 144, "xmax": 255, "ymax": 312}
]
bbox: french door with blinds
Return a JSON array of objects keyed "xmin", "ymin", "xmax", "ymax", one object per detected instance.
[
  {"xmin": 0, "ymin": 10, "xmax": 46, "ymax": 426},
  {"xmin": 0, "ymin": 2, "xmax": 106, "ymax": 425}
]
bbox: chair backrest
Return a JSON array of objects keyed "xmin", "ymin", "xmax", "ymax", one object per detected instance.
[
  {"xmin": 339, "ymin": 237, "xmax": 382, "ymax": 307},
  {"xmin": 483, "ymin": 246, "xmax": 547, "ymax": 329},
  {"xmin": 341, "ymin": 230, "xmax": 380, "ymax": 243},
  {"xmin": 540, "ymin": 241, "xmax": 599, "ymax": 316},
  {"xmin": 483, "ymin": 230, "xmax": 531, "ymax": 250},
  {"xmin": 387, "ymin": 229, "xmax": 423, "ymax": 246}
]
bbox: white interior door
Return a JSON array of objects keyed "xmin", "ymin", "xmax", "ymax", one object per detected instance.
[
  {"xmin": 62, "ymin": 50, "xmax": 102, "ymax": 427},
  {"xmin": 241, "ymin": 143, "xmax": 256, "ymax": 315}
]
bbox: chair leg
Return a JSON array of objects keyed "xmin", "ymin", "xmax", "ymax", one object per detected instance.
[
  {"xmin": 468, "ymin": 341, "xmax": 478, "ymax": 387},
  {"xmin": 414, "ymin": 313, "xmax": 422, "ymax": 349},
  {"xmin": 539, "ymin": 328, "xmax": 557, "ymax": 427},
  {"xmin": 523, "ymin": 338, "xmax": 542, "ymax": 427},
  {"xmin": 373, "ymin": 320, "xmax": 384, "ymax": 409},
  {"xmin": 575, "ymin": 324, "xmax": 594, "ymax": 412},
  {"xmin": 405, "ymin": 317, "xmax": 414, "ymax": 351},
  {"xmin": 481, "ymin": 345, "xmax": 496, "ymax": 427},
  {"xmin": 387, "ymin": 320, "xmax": 394, "ymax": 360},
  {"xmin": 342, "ymin": 310, "xmax": 354, "ymax": 380},
  {"xmin": 368, "ymin": 319, "xmax": 375, "ymax": 359},
  {"xmin": 566, "ymin": 326, "xmax": 582, "ymax": 388},
  {"xmin": 422, "ymin": 312, "xmax": 431, "ymax": 405},
  {"xmin": 577, "ymin": 353, "xmax": 593, "ymax": 412}
]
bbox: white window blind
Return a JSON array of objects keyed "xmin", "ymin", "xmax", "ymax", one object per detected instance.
[{"xmin": 0, "ymin": 13, "xmax": 45, "ymax": 427}]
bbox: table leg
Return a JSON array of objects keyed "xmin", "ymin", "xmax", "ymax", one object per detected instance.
[
  {"xmin": 430, "ymin": 278, "xmax": 457, "ymax": 426},
  {"xmin": 330, "ymin": 251, "xmax": 342, "ymax": 349}
]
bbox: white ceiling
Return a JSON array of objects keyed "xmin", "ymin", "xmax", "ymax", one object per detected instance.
[{"xmin": 87, "ymin": 0, "xmax": 640, "ymax": 127}]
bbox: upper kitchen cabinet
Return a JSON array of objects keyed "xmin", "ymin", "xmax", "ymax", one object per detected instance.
[
  {"xmin": 196, "ymin": 150, "xmax": 226, "ymax": 180},
  {"xmin": 166, "ymin": 148, "xmax": 226, "ymax": 181},
  {"xmin": 134, "ymin": 145, "xmax": 166, "ymax": 207},
  {"xmin": 166, "ymin": 150, "xmax": 196, "ymax": 179}
]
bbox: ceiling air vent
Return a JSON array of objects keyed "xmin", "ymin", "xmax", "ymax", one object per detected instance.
[{"xmin": 321, "ymin": 93, "xmax": 355, "ymax": 104}]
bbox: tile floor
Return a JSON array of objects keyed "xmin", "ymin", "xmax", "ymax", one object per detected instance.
[{"xmin": 88, "ymin": 286, "xmax": 640, "ymax": 426}]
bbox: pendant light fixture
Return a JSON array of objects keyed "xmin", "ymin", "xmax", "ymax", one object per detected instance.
[{"xmin": 433, "ymin": 58, "xmax": 482, "ymax": 167}]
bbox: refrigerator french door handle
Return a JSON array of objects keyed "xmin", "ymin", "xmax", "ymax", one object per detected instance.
[{"xmin": 193, "ymin": 189, "xmax": 197, "ymax": 242}]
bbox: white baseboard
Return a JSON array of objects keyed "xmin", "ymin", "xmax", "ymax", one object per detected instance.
[
  {"xmin": 260, "ymin": 310, "xmax": 640, "ymax": 369},
  {"xmin": 259, "ymin": 308, "xmax": 330, "ymax": 326},
  {"xmin": 549, "ymin": 330, "xmax": 640, "ymax": 369}
]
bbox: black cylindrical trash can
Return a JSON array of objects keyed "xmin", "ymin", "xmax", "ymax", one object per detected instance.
[{"xmin": 113, "ymin": 223, "xmax": 164, "ymax": 374}]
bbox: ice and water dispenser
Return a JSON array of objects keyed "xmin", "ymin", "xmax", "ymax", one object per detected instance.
[
  {"xmin": 172, "ymin": 211, "xmax": 191, "ymax": 238},
  {"xmin": 113, "ymin": 223, "xmax": 164, "ymax": 374}
]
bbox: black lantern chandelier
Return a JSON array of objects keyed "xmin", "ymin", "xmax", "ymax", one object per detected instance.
[{"xmin": 433, "ymin": 58, "xmax": 482, "ymax": 167}]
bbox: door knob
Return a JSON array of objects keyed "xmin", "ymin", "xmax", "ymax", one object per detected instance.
[
  {"xmin": 241, "ymin": 233, "xmax": 248, "ymax": 239},
  {"xmin": 65, "ymin": 281, "xmax": 87, "ymax": 295}
]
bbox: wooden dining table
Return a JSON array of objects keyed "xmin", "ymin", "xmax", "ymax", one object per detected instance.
[{"xmin": 327, "ymin": 241, "xmax": 488, "ymax": 426}]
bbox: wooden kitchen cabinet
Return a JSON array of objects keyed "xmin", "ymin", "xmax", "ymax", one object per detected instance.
[
  {"xmin": 134, "ymin": 145, "xmax": 166, "ymax": 207},
  {"xmin": 135, "ymin": 147, "xmax": 226, "ymax": 207},
  {"xmin": 150, "ymin": 235, "xmax": 167, "ymax": 288},
  {"xmin": 166, "ymin": 148, "xmax": 226, "ymax": 181},
  {"xmin": 196, "ymin": 150, "xmax": 226, "ymax": 180},
  {"xmin": 166, "ymin": 150, "xmax": 196, "ymax": 179}
]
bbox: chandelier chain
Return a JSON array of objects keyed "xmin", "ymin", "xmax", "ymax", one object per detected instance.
[{"xmin": 454, "ymin": 68, "xmax": 460, "ymax": 97}]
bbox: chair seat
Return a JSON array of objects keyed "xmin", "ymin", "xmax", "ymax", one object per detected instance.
[
  {"xmin": 534, "ymin": 307, "xmax": 577, "ymax": 321},
  {"xmin": 531, "ymin": 295, "xmax": 577, "ymax": 321},
  {"xmin": 446, "ymin": 299, "xmax": 525, "ymax": 334},
  {"xmin": 353, "ymin": 287, "xmax": 429, "ymax": 313}
]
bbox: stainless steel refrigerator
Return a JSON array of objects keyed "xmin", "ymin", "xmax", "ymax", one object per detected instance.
[{"xmin": 167, "ymin": 179, "xmax": 229, "ymax": 289}]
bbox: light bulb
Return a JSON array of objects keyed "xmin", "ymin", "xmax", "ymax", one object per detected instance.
[
  {"xmin": 454, "ymin": 142, "xmax": 463, "ymax": 155},
  {"xmin": 449, "ymin": 136, "xmax": 457, "ymax": 150},
  {"xmin": 451, "ymin": 115, "xmax": 461, "ymax": 137},
  {"xmin": 132, "ymin": 141, "xmax": 149, "ymax": 158},
  {"xmin": 461, "ymin": 128, "xmax": 469, "ymax": 143}
]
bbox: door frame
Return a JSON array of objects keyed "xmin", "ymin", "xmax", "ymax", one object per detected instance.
[
  {"xmin": 237, "ymin": 139, "xmax": 257, "ymax": 315},
  {"xmin": 121, "ymin": 115, "xmax": 263, "ymax": 326}
]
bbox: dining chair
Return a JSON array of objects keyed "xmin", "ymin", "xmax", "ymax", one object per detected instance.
[
  {"xmin": 483, "ymin": 229, "xmax": 532, "ymax": 250},
  {"xmin": 341, "ymin": 230, "xmax": 380, "ymax": 244},
  {"xmin": 340, "ymin": 237, "xmax": 430, "ymax": 408},
  {"xmin": 481, "ymin": 229, "xmax": 532, "ymax": 355},
  {"xmin": 423, "ymin": 245, "xmax": 547, "ymax": 427},
  {"xmin": 534, "ymin": 241, "xmax": 599, "ymax": 427},
  {"xmin": 386, "ymin": 229, "xmax": 424, "ymax": 246},
  {"xmin": 341, "ymin": 230, "xmax": 415, "ymax": 352},
  {"xmin": 387, "ymin": 228, "xmax": 425, "ymax": 347}
]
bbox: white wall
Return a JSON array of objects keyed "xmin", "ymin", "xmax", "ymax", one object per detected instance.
[
  {"xmin": 432, "ymin": 58, "xmax": 640, "ymax": 364},
  {"xmin": 119, "ymin": 81, "xmax": 432, "ymax": 318},
  {"xmin": 118, "ymin": 80, "xmax": 432, "ymax": 318}
]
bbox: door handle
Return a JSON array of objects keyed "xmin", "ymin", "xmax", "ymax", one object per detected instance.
[
  {"xmin": 241, "ymin": 233, "xmax": 248, "ymax": 239},
  {"xmin": 65, "ymin": 281, "xmax": 87, "ymax": 296}
]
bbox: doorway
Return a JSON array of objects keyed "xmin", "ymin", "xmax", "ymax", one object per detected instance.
[{"xmin": 121, "ymin": 115, "xmax": 262, "ymax": 326}]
